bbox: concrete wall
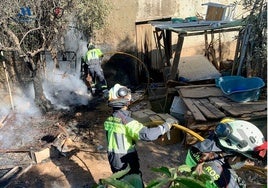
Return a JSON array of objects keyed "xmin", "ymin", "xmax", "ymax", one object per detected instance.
[
  {"xmin": 95, "ymin": 0, "xmax": 247, "ymax": 59},
  {"xmin": 136, "ymin": 0, "xmax": 177, "ymax": 21}
]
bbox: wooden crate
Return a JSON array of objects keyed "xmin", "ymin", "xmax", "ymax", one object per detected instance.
[
  {"xmin": 132, "ymin": 109, "xmax": 183, "ymax": 145},
  {"xmin": 206, "ymin": 6, "xmax": 226, "ymax": 21},
  {"xmin": 149, "ymin": 113, "xmax": 183, "ymax": 145},
  {"xmin": 155, "ymin": 128, "xmax": 183, "ymax": 146},
  {"xmin": 131, "ymin": 109, "xmax": 157, "ymax": 123},
  {"xmin": 203, "ymin": 2, "xmax": 227, "ymax": 21}
]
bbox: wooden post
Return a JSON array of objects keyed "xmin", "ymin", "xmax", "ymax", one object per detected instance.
[
  {"xmin": 170, "ymin": 34, "xmax": 184, "ymax": 80},
  {"xmin": 1, "ymin": 51, "xmax": 14, "ymax": 110},
  {"xmin": 153, "ymin": 29, "xmax": 164, "ymax": 65},
  {"xmin": 204, "ymin": 30, "xmax": 209, "ymax": 57},
  {"xmin": 237, "ymin": 25, "xmax": 252, "ymax": 76},
  {"xmin": 218, "ymin": 33, "xmax": 222, "ymax": 70}
]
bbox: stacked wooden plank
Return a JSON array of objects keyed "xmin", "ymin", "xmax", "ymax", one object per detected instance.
[{"xmin": 175, "ymin": 84, "xmax": 267, "ymax": 145}]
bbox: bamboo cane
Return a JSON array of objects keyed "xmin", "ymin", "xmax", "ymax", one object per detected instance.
[{"xmin": 1, "ymin": 51, "xmax": 14, "ymax": 110}]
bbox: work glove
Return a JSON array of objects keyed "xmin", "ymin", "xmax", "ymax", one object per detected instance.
[
  {"xmin": 165, "ymin": 118, "xmax": 178, "ymax": 129},
  {"xmin": 159, "ymin": 118, "xmax": 178, "ymax": 136}
]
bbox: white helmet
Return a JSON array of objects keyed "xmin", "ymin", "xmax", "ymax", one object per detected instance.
[
  {"xmin": 108, "ymin": 84, "xmax": 131, "ymax": 108},
  {"xmin": 87, "ymin": 42, "xmax": 95, "ymax": 50},
  {"xmin": 215, "ymin": 118, "xmax": 267, "ymax": 159}
]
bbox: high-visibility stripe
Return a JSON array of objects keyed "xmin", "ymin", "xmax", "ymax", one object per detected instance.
[
  {"xmin": 86, "ymin": 49, "xmax": 103, "ymax": 60},
  {"xmin": 104, "ymin": 116, "xmax": 138, "ymax": 154}
]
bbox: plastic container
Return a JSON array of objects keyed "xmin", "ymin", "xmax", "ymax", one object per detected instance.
[
  {"xmin": 218, "ymin": 77, "xmax": 265, "ymax": 102},
  {"xmin": 171, "ymin": 18, "xmax": 184, "ymax": 23},
  {"xmin": 215, "ymin": 76, "xmax": 244, "ymax": 87},
  {"xmin": 170, "ymin": 96, "xmax": 187, "ymax": 123}
]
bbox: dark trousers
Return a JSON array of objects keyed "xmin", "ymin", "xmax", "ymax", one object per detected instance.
[{"xmin": 109, "ymin": 151, "xmax": 144, "ymax": 187}]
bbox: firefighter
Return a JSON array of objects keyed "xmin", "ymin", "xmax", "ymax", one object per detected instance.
[
  {"xmin": 104, "ymin": 83, "xmax": 177, "ymax": 183},
  {"xmin": 185, "ymin": 118, "xmax": 267, "ymax": 188},
  {"xmin": 84, "ymin": 42, "xmax": 107, "ymax": 94}
]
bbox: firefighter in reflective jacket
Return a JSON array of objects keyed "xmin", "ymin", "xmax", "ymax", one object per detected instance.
[
  {"xmin": 84, "ymin": 43, "xmax": 107, "ymax": 91},
  {"xmin": 104, "ymin": 83, "xmax": 177, "ymax": 180},
  {"xmin": 185, "ymin": 118, "xmax": 267, "ymax": 188}
]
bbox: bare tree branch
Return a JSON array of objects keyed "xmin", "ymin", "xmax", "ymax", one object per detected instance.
[{"xmin": 19, "ymin": 26, "xmax": 43, "ymax": 46}]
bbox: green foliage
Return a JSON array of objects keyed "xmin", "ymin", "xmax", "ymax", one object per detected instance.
[
  {"xmin": 74, "ymin": 0, "xmax": 111, "ymax": 36},
  {"xmin": 0, "ymin": 0, "xmax": 110, "ymax": 54},
  {"xmin": 0, "ymin": 0, "xmax": 112, "ymax": 108},
  {"xmin": 94, "ymin": 165, "xmax": 144, "ymax": 188},
  {"xmin": 147, "ymin": 165, "xmax": 214, "ymax": 188},
  {"xmin": 237, "ymin": 0, "xmax": 267, "ymax": 79},
  {"xmin": 95, "ymin": 164, "xmax": 217, "ymax": 188}
]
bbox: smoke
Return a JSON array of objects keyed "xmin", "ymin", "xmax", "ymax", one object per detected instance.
[
  {"xmin": 41, "ymin": 26, "xmax": 91, "ymax": 109},
  {"xmin": 0, "ymin": 59, "xmax": 92, "ymax": 148},
  {"xmin": 0, "ymin": 84, "xmax": 40, "ymax": 116},
  {"xmin": 0, "ymin": 25, "xmax": 91, "ymax": 113},
  {"xmin": 43, "ymin": 67, "xmax": 91, "ymax": 110},
  {"xmin": 0, "ymin": 24, "xmax": 92, "ymax": 149},
  {"xmin": 0, "ymin": 25, "xmax": 91, "ymax": 116},
  {"xmin": 64, "ymin": 24, "xmax": 88, "ymax": 73},
  {"xmin": 0, "ymin": 85, "xmax": 42, "ymax": 149},
  {"xmin": 13, "ymin": 89, "xmax": 40, "ymax": 115}
]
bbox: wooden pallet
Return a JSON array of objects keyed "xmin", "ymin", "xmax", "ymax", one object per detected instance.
[
  {"xmin": 175, "ymin": 85, "xmax": 267, "ymax": 145},
  {"xmin": 177, "ymin": 85, "xmax": 267, "ymax": 122}
]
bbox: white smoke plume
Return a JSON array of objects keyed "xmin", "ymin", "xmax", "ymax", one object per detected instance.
[
  {"xmin": 43, "ymin": 67, "xmax": 90, "ymax": 109},
  {"xmin": 0, "ymin": 24, "xmax": 91, "ymax": 149},
  {"xmin": 42, "ymin": 26, "xmax": 91, "ymax": 109},
  {"xmin": 0, "ymin": 26, "xmax": 91, "ymax": 116}
]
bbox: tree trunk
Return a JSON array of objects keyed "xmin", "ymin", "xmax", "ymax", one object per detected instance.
[{"xmin": 32, "ymin": 55, "xmax": 53, "ymax": 114}]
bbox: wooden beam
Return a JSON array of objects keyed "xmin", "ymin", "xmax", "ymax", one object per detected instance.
[
  {"xmin": 182, "ymin": 98, "xmax": 207, "ymax": 121},
  {"xmin": 222, "ymin": 103, "xmax": 267, "ymax": 117},
  {"xmin": 170, "ymin": 34, "xmax": 184, "ymax": 80},
  {"xmin": 193, "ymin": 99, "xmax": 218, "ymax": 119},
  {"xmin": 0, "ymin": 166, "xmax": 22, "ymax": 185},
  {"xmin": 199, "ymin": 99, "xmax": 226, "ymax": 119}
]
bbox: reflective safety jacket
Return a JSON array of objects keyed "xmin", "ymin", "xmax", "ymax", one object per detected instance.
[
  {"xmin": 104, "ymin": 109, "xmax": 169, "ymax": 173},
  {"xmin": 185, "ymin": 137, "xmax": 246, "ymax": 188},
  {"xmin": 85, "ymin": 48, "xmax": 103, "ymax": 66}
]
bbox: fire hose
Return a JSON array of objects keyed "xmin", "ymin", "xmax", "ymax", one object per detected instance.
[
  {"xmin": 145, "ymin": 120, "xmax": 266, "ymax": 178},
  {"xmin": 102, "ymin": 52, "xmax": 266, "ymax": 178},
  {"xmin": 103, "ymin": 51, "xmax": 150, "ymax": 96},
  {"xmin": 144, "ymin": 120, "xmax": 205, "ymax": 142}
]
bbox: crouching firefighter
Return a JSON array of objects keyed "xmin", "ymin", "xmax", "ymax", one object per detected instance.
[
  {"xmin": 104, "ymin": 83, "xmax": 178, "ymax": 185},
  {"xmin": 185, "ymin": 118, "xmax": 267, "ymax": 188}
]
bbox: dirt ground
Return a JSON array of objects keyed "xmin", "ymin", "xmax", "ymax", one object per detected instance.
[
  {"xmin": 0, "ymin": 97, "xmax": 187, "ymax": 188},
  {"xmin": 0, "ymin": 95, "xmax": 266, "ymax": 188}
]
